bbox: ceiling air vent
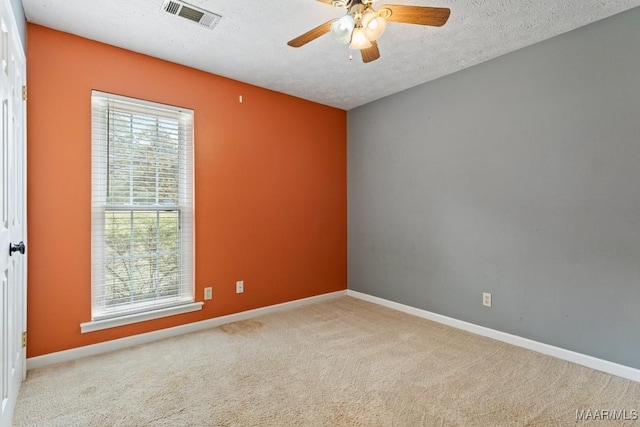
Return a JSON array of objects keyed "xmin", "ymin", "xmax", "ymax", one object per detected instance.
[{"xmin": 161, "ymin": 0, "xmax": 222, "ymax": 30}]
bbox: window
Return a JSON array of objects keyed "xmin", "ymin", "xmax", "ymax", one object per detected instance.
[{"xmin": 85, "ymin": 91, "xmax": 200, "ymax": 332}]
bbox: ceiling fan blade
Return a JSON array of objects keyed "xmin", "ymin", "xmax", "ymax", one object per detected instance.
[
  {"xmin": 287, "ymin": 19, "xmax": 337, "ymax": 48},
  {"xmin": 361, "ymin": 41, "xmax": 380, "ymax": 63},
  {"xmin": 378, "ymin": 5, "xmax": 450, "ymax": 27}
]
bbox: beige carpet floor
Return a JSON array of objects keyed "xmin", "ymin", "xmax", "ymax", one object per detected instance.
[{"xmin": 14, "ymin": 297, "xmax": 640, "ymax": 426}]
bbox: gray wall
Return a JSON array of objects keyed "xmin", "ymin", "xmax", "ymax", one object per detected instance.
[
  {"xmin": 9, "ymin": 0, "xmax": 25, "ymax": 50},
  {"xmin": 348, "ymin": 7, "xmax": 640, "ymax": 369}
]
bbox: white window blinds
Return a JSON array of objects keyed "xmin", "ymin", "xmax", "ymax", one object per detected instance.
[{"xmin": 91, "ymin": 91, "xmax": 194, "ymax": 321}]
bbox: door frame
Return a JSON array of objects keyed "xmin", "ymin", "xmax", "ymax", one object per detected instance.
[{"xmin": 0, "ymin": 0, "xmax": 26, "ymax": 425}]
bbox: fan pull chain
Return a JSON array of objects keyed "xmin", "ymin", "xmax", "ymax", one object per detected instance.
[{"xmin": 349, "ymin": 49, "xmax": 353, "ymax": 61}]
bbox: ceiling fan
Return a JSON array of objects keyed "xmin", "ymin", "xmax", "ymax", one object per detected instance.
[{"xmin": 287, "ymin": 0, "xmax": 451, "ymax": 63}]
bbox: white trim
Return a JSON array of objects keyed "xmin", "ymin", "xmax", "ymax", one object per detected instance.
[
  {"xmin": 347, "ymin": 290, "xmax": 640, "ymax": 383},
  {"xmin": 29, "ymin": 290, "xmax": 347, "ymax": 370},
  {"xmin": 80, "ymin": 301, "xmax": 204, "ymax": 333}
]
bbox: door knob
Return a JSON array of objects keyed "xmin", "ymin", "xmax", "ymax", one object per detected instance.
[{"xmin": 9, "ymin": 241, "xmax": 25, "ymax": 256}]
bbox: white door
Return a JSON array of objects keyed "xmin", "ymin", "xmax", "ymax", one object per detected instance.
[{"xmin": 0, "ymin": 0, "xmax": 26, "ymax": 424}]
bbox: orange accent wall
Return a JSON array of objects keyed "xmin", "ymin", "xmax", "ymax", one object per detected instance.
[{"xmin": 26, "ymin": 24, "xmax": 347, "ymax": 358}]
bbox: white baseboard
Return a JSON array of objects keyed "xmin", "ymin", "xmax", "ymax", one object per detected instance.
[
  {"xmin": 347, "ymin": 290, "xmax": 640, "ymax": 383},
  {"xmin": 27, "ymin": 290, "xmax": 347, "ymax": 370},
  {"xmin": 29, "ymin": 288, "xmax": 640, "ymax": 383}
]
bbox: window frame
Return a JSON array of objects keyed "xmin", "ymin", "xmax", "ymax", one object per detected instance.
[{"xmin": 82, "ymin": 91, "xmax": 201, "ymax": 333}]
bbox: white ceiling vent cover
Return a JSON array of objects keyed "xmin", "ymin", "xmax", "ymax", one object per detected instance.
[{"xmin": 161, "ymin": 0, "xmax": 222, "ymax": 29}]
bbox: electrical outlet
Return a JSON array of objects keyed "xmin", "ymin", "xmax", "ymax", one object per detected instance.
[
  {"xmin": 483, "ymin": 292, "xmax": 492, "ymax": 307},
  {"xmin": 236, "ymin": 280, "xmax": 244, "ymax": 294},
  {"xmin": 204, "ymin": 287, "xmax": 212, "ymax": 300}
]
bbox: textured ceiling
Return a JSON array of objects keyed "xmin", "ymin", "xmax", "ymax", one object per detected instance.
[{"xmin": 22, "ymin": 0, "xmax": 640, "ymax": 110}]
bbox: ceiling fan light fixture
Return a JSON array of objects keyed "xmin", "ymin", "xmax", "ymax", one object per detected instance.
[
  {"xmin": 330, "ymin": 14, "xmax": 355, "ymax": 44},
  {"xmin": 349, "ymin": 27, "xmax": 372, "ymax": 49},
  {"xmin": 287, "ymin": 2, "xmax": 451, "ymax": 64},
  {"xmin": 362, "ymin": 11, "xmax": 387, "ymax": 40}
]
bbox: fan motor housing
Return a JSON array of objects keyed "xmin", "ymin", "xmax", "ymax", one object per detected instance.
[{"xmin": 332, "ymin": 0, "xmax": 373, "ymax": 8}]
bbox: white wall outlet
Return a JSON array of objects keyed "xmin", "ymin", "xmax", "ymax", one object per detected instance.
[
  {"xmin": 204, "ymin": 287, "xmax": 212, "ymax": 300},
  {"xmin": 236, "ymin": 280, "xmax": 244, "ymax": 294},
  {"xmin": 483, "ymin": 292, "xmax": 492, "ymax": 307}
]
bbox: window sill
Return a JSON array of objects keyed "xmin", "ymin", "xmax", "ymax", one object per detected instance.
[{"xmin": 80, "ymin": 302, "xmax": 204, "ymax": 333}]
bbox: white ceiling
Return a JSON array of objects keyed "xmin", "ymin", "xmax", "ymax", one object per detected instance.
[{"xmin": 21, "ymin": 0, "xmax": 640, "ymax": 110}]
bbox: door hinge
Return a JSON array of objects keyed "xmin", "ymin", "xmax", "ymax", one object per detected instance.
[
  {"xmin": 22, "ymin": 332, "xmax": 27, "ymax": 348},
  {"xmin": 22, "ymin": 85, "xmax": 27, "ymax": 101}
]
